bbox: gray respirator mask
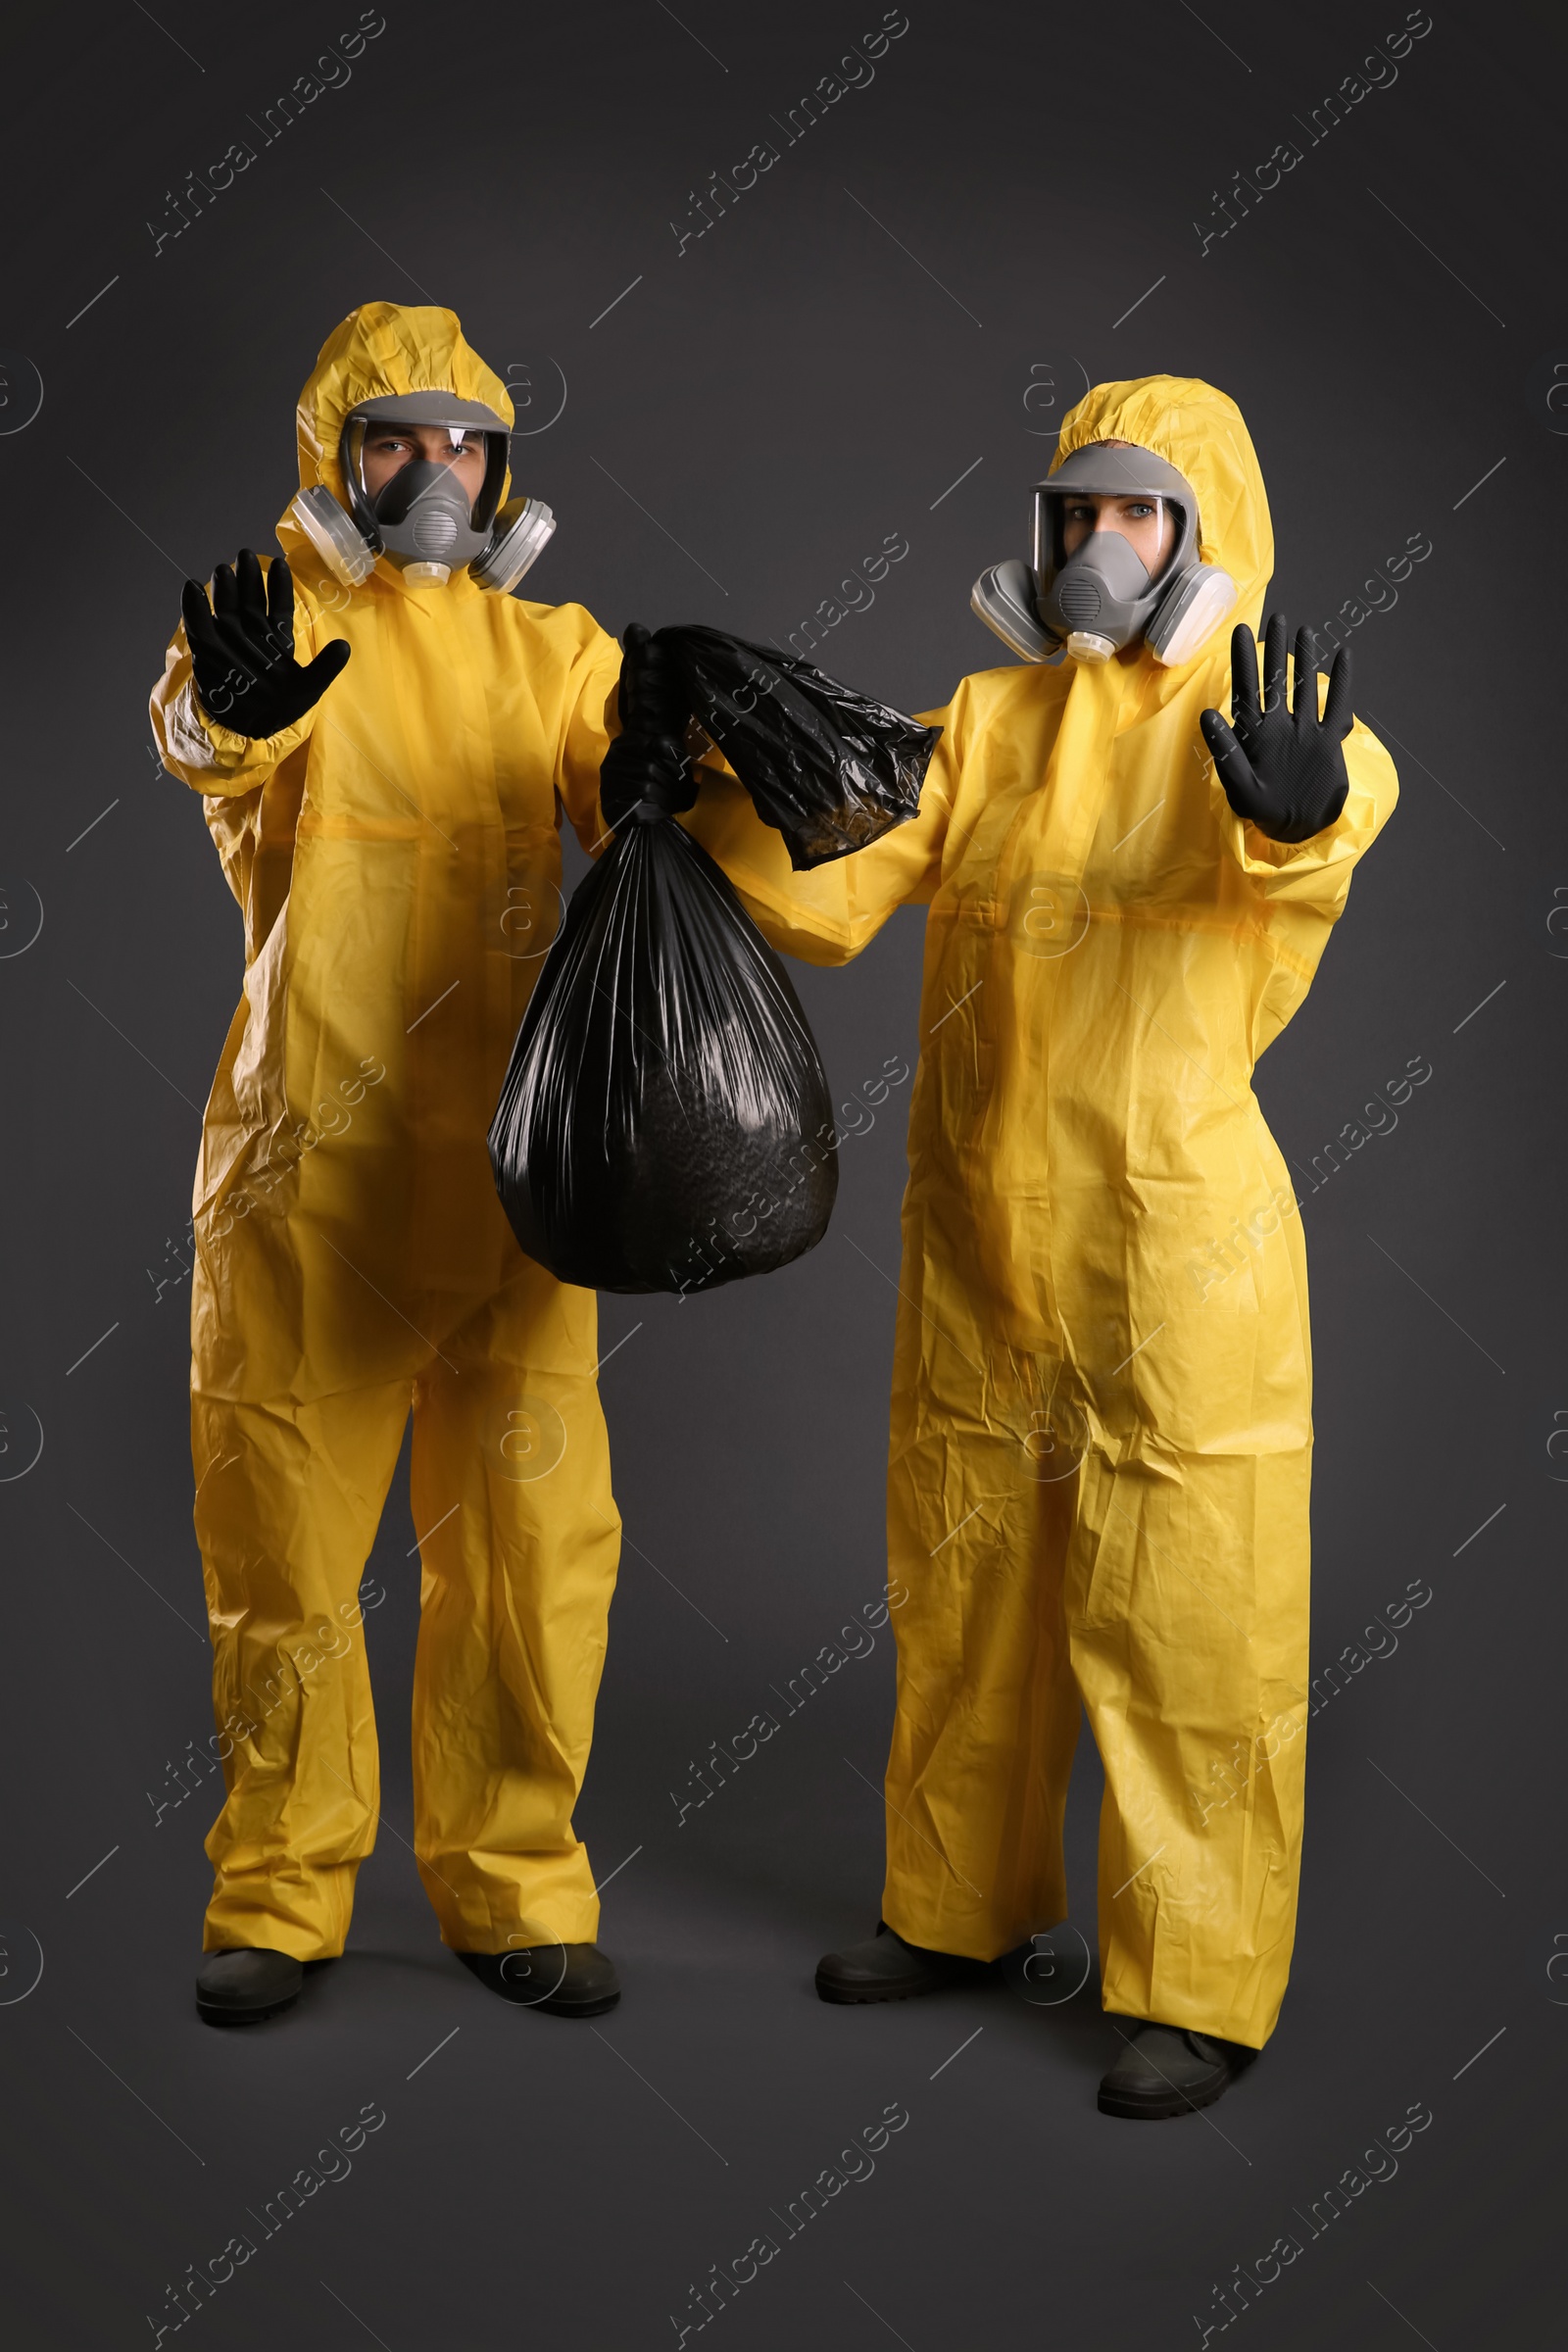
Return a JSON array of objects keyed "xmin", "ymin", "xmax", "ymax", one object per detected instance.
[
  {"xmin": 971, "ymin": 444, "xmax": 1236, "ymax": 668},
  {"xmin": 288, "ymin": 391, "xmax": 556, "ymax": 593}
]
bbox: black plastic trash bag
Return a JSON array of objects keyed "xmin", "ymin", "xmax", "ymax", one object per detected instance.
[
  {"xmin": 658, "ymin": 624, "xmax": 939, "ymax": 870},
  {"xmin": 489, "ymin": 818, "xmax": 837, "ymax": 1296},
  {"xmin": 489, "ymin": 625, "xmax": 939, "ymax": 1296}
]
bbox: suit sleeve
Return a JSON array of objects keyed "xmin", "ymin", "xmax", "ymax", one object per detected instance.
[
  {"xmin": 554, "ymin": 609, "xmax": 626, "ymax": 858},
  {"xmin": 1217, "ymin": 712, "xmax": 1399, "ymax": 1056},
  {"xmin": 1209, "ymin": 694, "xmax": 1398, "ymax": 921},
  {"xmin": 676, "ymin": 700, "xmax": 958, "ymax": 968}
]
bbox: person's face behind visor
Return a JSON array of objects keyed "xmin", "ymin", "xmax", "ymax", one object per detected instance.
[
  {"xmin": 360, "ymin": 421, "xmax": 489, "ymax": 507},
  {"xmin": 1060, "ymin": 491, "xmax": 1177, "ymax": 578}
]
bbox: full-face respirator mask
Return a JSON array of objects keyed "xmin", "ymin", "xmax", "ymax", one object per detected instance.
[
  {"xmin": 971, "ymin": 444, "xmax": 1236, "ymax": 669},
  {"xmin": 288, "ymin": 391, "xmax": 556, "ymax": 593}
]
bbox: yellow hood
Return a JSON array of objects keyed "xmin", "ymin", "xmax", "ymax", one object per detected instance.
[
  {"xmin": 1051, "ymin": 373, "xmax": 1273, "ymax": 632},
  {"xmin": 278, "ymin": 300, "xmax": 514, "ymax": 556}
]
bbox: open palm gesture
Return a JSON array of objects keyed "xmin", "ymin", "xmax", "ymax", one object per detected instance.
[{"xmin": 1200, "ymin": 613, "xmax": 1352, "ymax": 845}]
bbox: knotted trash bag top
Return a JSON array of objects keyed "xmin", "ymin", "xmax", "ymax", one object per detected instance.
[
  {"xmin": 659, "ymin": 623, "xmax": 938, "ymax": 870},
  {"xmin": 489, "ymin": 626, "xmax": 939, "ymax": 1296}
]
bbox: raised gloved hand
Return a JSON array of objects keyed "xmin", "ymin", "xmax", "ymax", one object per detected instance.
[
  {"xmin": 599, "ymin": 620, "xmax": 698, "ymax": 830},
  {"xmin": 181, "ymin": 549, "xmax": 350, "ymax": 740},
  {"xmin": 1200, "ymin": 613, "xmax": 1352, "ymax": 845}
]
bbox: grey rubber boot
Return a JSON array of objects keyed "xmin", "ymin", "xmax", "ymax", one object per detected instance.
[
  {"xmin": 457, "ymin": 1943, "xmax": 620, "ymax": 2017},
  {"xmin": 815, "ymin": 1922, "xmax": 988, "ymax": 2005},
  {"xmin": 195, "ymin": 1947, "xmax": 304, "ymax": 2027},
  {"xmin": 1098, "ymin": 2021, "xmax": 1255, "ymax": 2119}
]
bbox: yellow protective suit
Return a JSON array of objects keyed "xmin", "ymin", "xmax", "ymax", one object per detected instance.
[
  {"xmin": 685, "ymin": 376, "xmax": 1396, "ymax": 2047},
  {"xmin": 151, "ymin": 304, "xmax": 625, "ymax": 1961}
]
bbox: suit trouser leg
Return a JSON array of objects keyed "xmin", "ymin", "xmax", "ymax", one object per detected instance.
[
  {"xmin": 195, "ymin": 1381, "xmax": 411, "ymax": 1959},
  {"xmin": 406, "ymin": 1294, "xmax": 622, "ymax": 1952},
  {"xmin": 879, "ymin": 1359, "xmax": 1309, "ymax": 2043},
  {"xmin": 881, "ymin": 1370, "xmax": 1081, "ymax": 1962},
  {"xmin": 1070, "ymin": 1441, "xmax": 1311, "ymax": 2050}
]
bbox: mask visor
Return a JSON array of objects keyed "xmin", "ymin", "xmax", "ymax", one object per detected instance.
[
  {"xmin": 343, "ymin": 415, "xmax": 509, "ymax": 542},
  {"xmin": 1031, "ymin": 488, "xmax": 1172, "ymax": 585}
]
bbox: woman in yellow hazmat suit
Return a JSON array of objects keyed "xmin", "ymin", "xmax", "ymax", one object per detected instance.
[
  {"xmin": 152, "ymin": 303, "xmax": 638, "ymax": 2027},
  {"xmin": 679, "ymin": 375, "xmax": 1397, "ymax": 2115}
]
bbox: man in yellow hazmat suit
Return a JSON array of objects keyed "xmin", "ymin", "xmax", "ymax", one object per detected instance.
[
  {"xmin": 152, "ymin": 302, "xmax": 664, "ymax": 2027},
  {"xmin": 676, "ymin": 376, "xmax": 1396, "ymax": 2117}
]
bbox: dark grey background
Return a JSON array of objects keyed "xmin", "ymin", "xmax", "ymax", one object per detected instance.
[{"xmin": 1, "ymin": 0, "xmax": 1562, "ymax": 2343}]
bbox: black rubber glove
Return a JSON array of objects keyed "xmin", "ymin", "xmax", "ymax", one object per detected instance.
[
  {"xmin": 1200, "ymin": 612, "xmax": 1352, "ymax": 845},
  {"xmin": 181, "ymin": 549, "xmax": 350, "ymax": 740},
  {"xmin": 599, "ymin": 621, "xmax": 698, "ymax": 830}
]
